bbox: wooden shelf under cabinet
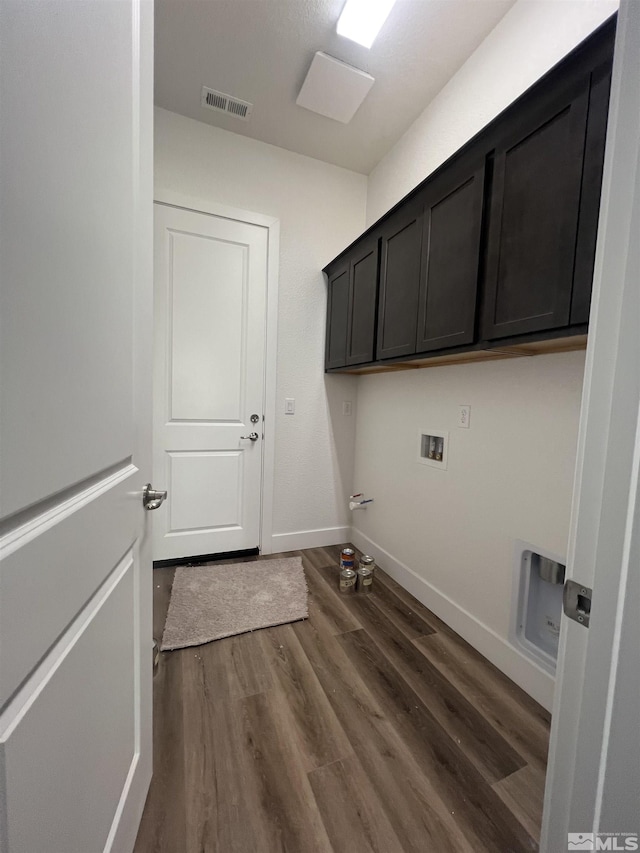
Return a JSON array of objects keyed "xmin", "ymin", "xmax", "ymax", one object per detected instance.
[{"xmin": 329, "ymin": 334, "xmax": 588, "ymax": 375}]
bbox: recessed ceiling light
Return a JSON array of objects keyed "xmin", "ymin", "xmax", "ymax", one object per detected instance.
[{"xmin": 336, "ymin": 0, "xmax": 397, "ymax": 49}]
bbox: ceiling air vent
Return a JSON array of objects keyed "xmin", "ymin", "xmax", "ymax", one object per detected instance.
[{"xmin": 201, "ymin": 87, "xmax": 253, "ymax": 121}]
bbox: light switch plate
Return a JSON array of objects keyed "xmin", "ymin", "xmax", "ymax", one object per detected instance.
[
  {"xmin": 343, "ymin": 401, "xmax": 352, "ymax": 416},
  {"xmin": 285, "ymin": 398, "xmax": 295, "ymax": 415}
]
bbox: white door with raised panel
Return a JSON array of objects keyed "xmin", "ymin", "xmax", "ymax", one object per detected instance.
[
  {"xmin": 0, "ymin": 2, "xmax": 153, "ymax": 852},
  {"xmin": 153, "ymin": 204, "xmax": 268, "ymax": 561}
]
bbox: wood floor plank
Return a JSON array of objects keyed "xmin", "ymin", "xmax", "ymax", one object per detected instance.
[
  {"xmin": 415, "ymin": 628, "xmax": 551, "ymax": 725},
  {"xmin": 308, "ymin": 755, "xmax": 405, "ymax": 853},
  {"xmin": 301, "ymin": 551, "xmax": 363, "ymax": 635},
  {"xmin": 180, "ymin": 647, "xmax": 260, "ymax": 853},
  {"xmin": 366, "ymin": 561, "xmax": 454, "ymax": 635},
  {"xmin": 259, "ymin": 623, "xmax": 353, "ymax": 772},
  {"xmin": 175, "ymin": 620, "xmax": 275, "ymax": 704},
  {"xmin": 293, "ymin": 618, "xmax": 476, "ymax": 853},
  {"xmin": 415, "ymin": 632, "xmax": 551, "ymax": 769},
  {"xmin": 238, "ymin": 689, "xmax": 335, "ymax": 853},
  {"xmin": 133, "ymin": 648, "xmax": 185, "ymax": 853},
  {"xmin": 306, "ymin": 553, "xmax": 434, "ymax": 641},
  {"xmin": 337, "ymin": 628, "xmax": 537, "ymax": 853},
  {"xmin": 180, "ymin": 647, "xmax": 245, "ymax": 853},
  {"xmin": 320, "ymin": 544, "xmax": 346, "ymax": 562},
  {"xmin": 312, "ymin": 562, "xmax": 525, "ymax": 784},
  {"xmin": 314, "ymin": 545, "xmax": 451, "ymax": 639},
  {"xmin": 493, "ymin": 765, "xmax": 547, "ymax": 844},
  {"xmin": 366, "ymin": 578, "xmax": 437, "ymax": 640},
  {"xmin": 224, "ymin": 629, "xmax": 275, "ymax": 699}
]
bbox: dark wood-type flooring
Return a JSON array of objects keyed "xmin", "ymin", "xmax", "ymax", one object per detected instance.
[{"xmin": 135, "ymin": 545, "xmax": 550, "ymax": 853}]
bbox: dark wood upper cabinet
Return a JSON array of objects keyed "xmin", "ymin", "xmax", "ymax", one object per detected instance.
[
  {"xmin": 325, "ymin": 240, "xmax": 379, "ymax": 369},
  {"xmin": 416, "ymin": 154, "xmax": 485, "ymax": 352},
  {"xmin": 323, "ymin": 17, "xmax": 615, "ymax": 372},
  {"xmin": 571, "ymin": 58, "xmax": 613, "ymax": 324},
  {"xmin": 481, "ymin": 76, "xmax": 591, "ymax": 340},
  {"xmin": 376, "ymin": 201, "xmax": 423, "ymax": 360},
  {"xmin": 346, "ymin": 239, "xmax": 379, "ymax": 365},
  {"xmin": 325, "ymin": 262, "xmax": 350, "ymax": 369}
]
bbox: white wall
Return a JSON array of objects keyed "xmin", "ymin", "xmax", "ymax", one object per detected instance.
[
  {"xmin": 352, "ymin": 353, "xmax": 584, "ymax": 708},
  {"xmin": 355, "ymin": 0, "xmax": 618, "ymax": 710},
  {"xmin": 154, "ymin": 107, "xmax": 367, "ymax": 551},
  {"xmin": 367, "ymin": 0, "xmax": 618, "ymax": 224}
]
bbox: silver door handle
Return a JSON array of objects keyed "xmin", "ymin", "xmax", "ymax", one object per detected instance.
[
  {"xmin": 142, "ymin": 483, "xmax": 168, "ymax": 510},
  {"xmin": 240, "ymin": 432, "xmax": 259, "ymax": 441}
]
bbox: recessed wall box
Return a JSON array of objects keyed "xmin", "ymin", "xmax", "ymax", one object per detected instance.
[
  {"xmin": 418, "ymin": 430, "xmax": 448, "ymax": 470},
  {"xmin": 510, "ymin": 541, "xmax": 566, "ymax": 674}
]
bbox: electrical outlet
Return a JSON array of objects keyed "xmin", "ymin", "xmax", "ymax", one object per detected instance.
[
  {"xmin": 458, "ymin": 405, "xmax": 471, "ymax": 429},
  {"xmin": 285, "ymin": 398, "xmax": 295, "ymax": 415},
  {"xmin": 343, "ymin": 400, "xmax": 352, "ymax": 416}
]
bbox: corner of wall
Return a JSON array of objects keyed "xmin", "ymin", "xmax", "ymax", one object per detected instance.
[
  {"xmin": 351, "ymin": 526, "xmax": 555, "ymax": 710},
  {"xmin": 154, "ymin": 106, "xmax": 368, "ymax": 552}
]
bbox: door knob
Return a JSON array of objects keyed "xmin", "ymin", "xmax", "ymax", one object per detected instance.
[
  {"xmin": 240, "ymin": 432, "xmax": 259, "ymax": 442},
  {"xmin": 142, "ymin": 483, "xmax": 168, "ymax": 510}
]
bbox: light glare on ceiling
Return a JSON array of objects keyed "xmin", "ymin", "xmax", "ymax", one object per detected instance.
[{"xmin": 336, "ymin": 0, "xmax": 397, "ymax": 49}]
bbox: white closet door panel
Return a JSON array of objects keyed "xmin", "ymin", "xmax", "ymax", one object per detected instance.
[
  {"xmin": 0, "ymin": 557, "xmax": 136, "ymax": 853},
  {"xmin": 169, "ymin": 231, "xmax": 247, "ymax": 422},
  {"xmin": 0, "ymin": 0, "xmax": 135, "ymax": 518},
  {"xmin": 0, "ymin": 466, "xmax": 137, "ymax": 709},
  {"xmin": 159, "ymin": 422, "xmax": 244, "ymax": 448},
  {"xmin": 168, "ymin": 451, "xmax": 242, "ymax": 532}
]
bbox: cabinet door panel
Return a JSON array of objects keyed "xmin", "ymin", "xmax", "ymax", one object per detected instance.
[
  {"xmin": 346, "ymin": 241, "xmax": 378, "ymax": 366},
  {"xmin": 483, "ymin": 81, "xmax": 590, "ymax": 339},
  {"xmin": 417, "ymin": 161, "xmax": 485, "ymax": 352},
  {"xmin": 377, "ymin": 205, "xmax": 423, "ymax": 359},
  {"xmin": 571, "ymin": 60, "xmax": 612, "ymax": 324},
  {"xmin": 325, "ymin": 264, "xmax": 349, "ymax": 369}
]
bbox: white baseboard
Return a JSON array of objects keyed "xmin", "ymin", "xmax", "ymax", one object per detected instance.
[
  {"xmin": 352, "ymin": 527, "xmax": 555, "ymax": 711},
  {"xmin": 269, "ymin": 526, "xmax": 351, "ymax": 554}
]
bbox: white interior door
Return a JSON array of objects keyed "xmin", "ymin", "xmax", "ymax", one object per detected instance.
[
  {"xmin": 541, "ymin": 3, "xmax": 640, "ymax": 849},
  {"xmin": 0, "ymin": 2, "xmax": 153, "ymax": 852},
  {"xmin": 153, "ymin": 204, "xmax": 268, "ymax": 561}
]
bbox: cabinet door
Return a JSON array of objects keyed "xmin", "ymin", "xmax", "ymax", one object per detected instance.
[
  {"xmin": 482, "ymin": 77, "xmax": 590, "ymax": 340},
  {"xmin": 346, "ymin": 239, "xmax": 379, "ymax": 366},
  {"xmin": 377, "ymin": 202, "xmax": 423, "ymax": 359},
  {"xmin": 325, "ymin": 262, "xmax": 350, "ymax": 369},
  {"xmin": 571, "ymin": 59, "xmax": 613, "ymax": 324},
  {"xmin": 416, "ymin": 157, "xmax": 485, "ymax": 352}
]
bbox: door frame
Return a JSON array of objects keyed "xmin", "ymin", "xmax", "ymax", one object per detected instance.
[
  {"xmin": 153, "ymin": 189, "xmax": 280, "ymax": 555},
  {"xmin": 541, "ymin": 2, "xmax": 639, "ymax": 848}
]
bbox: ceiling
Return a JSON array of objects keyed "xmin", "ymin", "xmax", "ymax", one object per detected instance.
[{"xmin": 155, "ymin": 0, "xmax": 516, "ymax": 175}]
